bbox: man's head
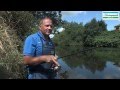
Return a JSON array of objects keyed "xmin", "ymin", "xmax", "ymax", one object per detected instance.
[{"xmin": 39, "ymin": 17, "xmax": 53, "ymax": 36}]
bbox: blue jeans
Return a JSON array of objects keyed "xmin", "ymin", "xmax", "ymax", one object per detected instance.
[{"xmin": 28, "ymin": 72, "xmax": 60, "ymax": 79}]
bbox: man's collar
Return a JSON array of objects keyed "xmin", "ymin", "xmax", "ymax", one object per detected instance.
[{"xmin": 37, "ymin": 30, "xmax": 50, "ymax": 41}]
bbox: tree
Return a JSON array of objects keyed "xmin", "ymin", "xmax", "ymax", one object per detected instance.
[
  {"xmin": 98, "ymin": 20, "xmax": 107, "ymax": 31},
  {"xmin": 29, "ymin": 11, "xmax": 62, "ymax": 34},
  {"xmin": 84, "ymin": 18, "xmax": 99, "ymax": 32},
  {"xmin": 83, "ymin": 18, "xmax": 107, "ymax": 46},
  {"xmin": 0, "ymin": 11, "xmax": 35, "ymax": 41},
  {"xmin": 53, "ymin": 21, "xmax": 84, "ymax": 56},
  {"xmin": 0, "ymin": 11, "xmax": 62, "ymax": 41},
  {"xmin": 30, "ymin": 11, "xmax": 62, "ymax": 27}
]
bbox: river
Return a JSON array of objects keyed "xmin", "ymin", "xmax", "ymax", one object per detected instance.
[
  {"xmin": 57, "ymin": 48, "xmax": 120, "ymax": 79},
  {"xmin": 0, "ymin": 48, "xmax": 120, "ymax": 79}
]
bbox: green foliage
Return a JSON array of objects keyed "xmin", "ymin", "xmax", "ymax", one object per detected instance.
[
  {"xmin": 53, "ymin": 21, "xmax": 84, "ymax": 57},
  {"xmin": 0, "ymin": 22, "xmax": 24, "ymax": 79},
  {"xmin": 30, "ymin": 11, "xmax": 62, "ymax": 27},
  {"xmin": 0, "ymin": 11, "xmax": 63, "ymax": 78},
  {"xmin": 0, "ymin": 11, "xmax": 62, "ymax": 41},
  {"xmin": 63, "ymin": 48, "xmax": 120, "ymax": 74},
  {"xmin": 98, "ymin": 20, "xmax": 107, "ymax": 32},
  {"xmin": 0, "ymin": 11, "xmax": 35, "ymax": 41},
  {"xmin": 30, "ymin": 11, "xmax": 62, "ymax": 34},
  {"xmin": 83, "ymin": 18, "xmax": 107, "ymax": 46},
  {"xmin": 92, "ymin": 31, "xmax": 120, "ymax": 47}
]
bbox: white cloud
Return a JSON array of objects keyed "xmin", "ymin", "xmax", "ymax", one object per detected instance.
[
  {"xmin": 57, "ymin": 27, "xmax": 65, "ymax": 32},
  {"xmin": 49, "ymin": 34, "xmax": 54, "ymax": 38},
  {"xmin": 61, "ymin": 11, "xmax": 86, "ymax": 16}
]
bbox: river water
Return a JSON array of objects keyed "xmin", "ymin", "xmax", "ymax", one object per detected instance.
[
  {"xmin": 0, "ymin": 48, "xmax": 120, "ymax": 79},
  {"xmin": 57, "ymin": 48, "xmax": 120, "ymax": 79}
]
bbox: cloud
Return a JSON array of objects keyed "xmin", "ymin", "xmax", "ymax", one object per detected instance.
[
  {"xmin": 49, "ymin": 34, "xmax": 54, "ymax": 38},
  {"xmin": 57, "ymin": 27, "xmax": 65, "ymax": 32},
  {"xmin": 61, "ymin": 11, "xmax": 86, "ymax": 16}
]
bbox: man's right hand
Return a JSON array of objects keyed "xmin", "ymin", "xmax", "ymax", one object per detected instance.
[
  {"xmin": 23, "ymin": 55, "xmax": 59, "ymax": 66},
  {"xmin": 45, "ymin": 55, "xmax": 60, "ymax": 66}
]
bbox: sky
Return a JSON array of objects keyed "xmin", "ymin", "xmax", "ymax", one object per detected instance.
[{"xmin": 61, "ymin": 11, "xmax": 120, "ymax": 31}]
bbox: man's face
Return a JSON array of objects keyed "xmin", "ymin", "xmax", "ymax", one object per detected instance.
[{"xmin": 39, "ymin": 18, "xmax": 53, "ymax": 36}]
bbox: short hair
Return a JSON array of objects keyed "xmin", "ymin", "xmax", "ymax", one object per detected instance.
[{"xmin": 39, "ymin": 17, "xmax": 53, "ymax": 26}]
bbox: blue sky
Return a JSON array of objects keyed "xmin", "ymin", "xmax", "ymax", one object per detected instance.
[{"xmin": 61, "ymin": 11, "xmax": 120, "ymax": 31}]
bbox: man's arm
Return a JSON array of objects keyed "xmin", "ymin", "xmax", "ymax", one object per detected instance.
[
  {"xmin": 23, "ymin": 36, "xmax": 59, "ymax": 66},
  {"xmin": 23, "ymin": 55, "xmax": 59, "ymax": 66}
]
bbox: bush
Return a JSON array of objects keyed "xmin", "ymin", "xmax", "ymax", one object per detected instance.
[
  {"xmin": 93, "ymin": 31, "xmax": 120, "ymax": 47},
  {"xmin": 0, "ymin": 17, "xmax": 25, "ymax": 79},
  {"xmin": 0, "ymin": 11, "xmax": 35, "ymax": 41}
]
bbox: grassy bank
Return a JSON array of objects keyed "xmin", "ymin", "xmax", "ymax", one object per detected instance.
[{"xmin": 0, "ymin": 17, "xmax": 25, "ymax": 79}]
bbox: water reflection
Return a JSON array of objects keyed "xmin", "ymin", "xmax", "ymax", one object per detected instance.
[
  {"xmin": 58, "ymin": 48, "xmax": 120, "ymax": 79},
  {"xmin": 1, "ymin": 48, "xmax": 120, "ymax": 79}
]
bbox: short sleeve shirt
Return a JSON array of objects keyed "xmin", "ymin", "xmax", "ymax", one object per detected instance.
[{"xmin": 23, "ymin": 31, "xmax": 55, "ymax": 57}]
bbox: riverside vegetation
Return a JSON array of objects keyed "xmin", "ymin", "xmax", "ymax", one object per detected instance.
[{"xmin": 0, "ymin": 11, "xmax": 120, "ymax": 79}]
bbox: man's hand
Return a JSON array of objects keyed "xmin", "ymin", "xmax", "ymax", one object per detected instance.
[
  {"xmin": 23, "ymin": 55, "xmax": 59, "ymax": 66},
  {"xmin": 45, "ymin": 55, "xmax": 59, "ymax": 66}
]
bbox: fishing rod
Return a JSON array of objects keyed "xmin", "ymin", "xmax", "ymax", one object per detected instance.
[
  {"xmin": 57, "ymin": 39, "xmax": 120, "ymax": 59},
  {"xmin": 53, "ymin": 47, "xmax": 97, "ymax": 71},
  {"xmin": 57, "ymin": 47, "xmax": 96, "ymax": 59},
  {"xmin": 2, "ymin": 40, "xmax": 120, "ymax": 71},
  {"xmin": 53, "ymin": 39, "xmax": 120, "ymax": 71}
]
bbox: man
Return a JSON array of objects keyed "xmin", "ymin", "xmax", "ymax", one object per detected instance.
[{"xmin": 23, "ymin": 17, "xmax": 60, "ymax": 79}]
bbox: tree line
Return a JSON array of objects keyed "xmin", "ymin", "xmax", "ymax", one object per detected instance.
[
  {"xmin": 53, "ymin": 18, "xmax": 120, "ymax": 56},
  {"xmin": 1, "ymin": 11, "xmax": 120, "ymax": 52}
]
